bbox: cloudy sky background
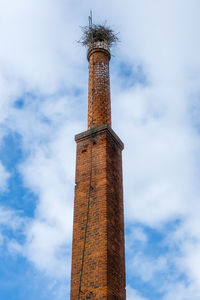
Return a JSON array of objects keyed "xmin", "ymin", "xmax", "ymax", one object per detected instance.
[{"xmin": 0, "ymin": 0, "xmax": 200, "ymax": 299}]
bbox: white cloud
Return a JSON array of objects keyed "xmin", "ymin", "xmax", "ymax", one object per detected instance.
[
  {"xmin": 127, "ymin": 226, "xmax": 148, "ymax": 245},
  {"xmin": 129, "ymin": 253, "xmax": 168, "ymax": 282},
  {"xmin": 1, "ymin": 94, "xmax": 79, "ymax": 282},
  {"xmin": 0, "ymin": 206, "xmax": 19, "ymax": 228},
  {"xmin": 0, "ymin": 205, "xmax": 26, "ymax": 254},
  {"xmin": 0, "ymin": 0, "xmax": 85, "ymax": 288},
  {"xmin": 0, "ymin": 0, "xmax": 200, "ymax": 299},
  {"xmin": 0, "ymin": 0, "xmax": 85, "ymax": 94},
  {"xmin": 0, "ymin": 163, "xmax": 10, "ymax": 191},
  {"xmin": 161, "ymin": 282, "xmax": 200, "ymax": 300},
  {"xmin": 19, "ymin": 118, "xmax": 76, "ymax": 278},
  {"xmin": 127, "ymin": 285, "xmax": 147, "ymax": 300},
  {"xmin": 0, "ymin": 233, "xmax": 3, "ymax": 247}
]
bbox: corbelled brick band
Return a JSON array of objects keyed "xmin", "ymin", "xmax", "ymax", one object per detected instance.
[
  {"xmin": 70, "ymin": 125, "xmax": 126, "ymax": 299},
  {"xmin": 87, "ymin": 42, "xmax": 111, "ymax": 129}
]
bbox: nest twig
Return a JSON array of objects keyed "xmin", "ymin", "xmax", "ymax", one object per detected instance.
[{"xmin": 79, "ymin": 24, "xmax": 119, "ymax": 47}]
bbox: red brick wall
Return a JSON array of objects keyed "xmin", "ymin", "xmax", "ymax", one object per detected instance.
[
  {"xmin": 88, "ymin": 47, "xmax": 111, "ymax": 129},
  {"xmin": 70, "ymin": 125, "xmax": 126, "ymax": 300}
]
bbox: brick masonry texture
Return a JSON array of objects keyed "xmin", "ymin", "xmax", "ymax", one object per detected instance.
[
  {"xmin": 70, "ymin": 41, "xmax": 126, "ymax": 299},
  {"xmin": 70, "ymin": 126, "xmax": 126, "ymax": 300},
  {"xmin": 88, "ymin": 47, "xmax": 111, "ymax": 129}
]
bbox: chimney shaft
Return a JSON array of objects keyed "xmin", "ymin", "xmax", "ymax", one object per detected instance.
[
  {"xmin": 87, "ymin": 42, "xmax": 111, "ymax": 129},
  {"xmin": 70, "ymin": 30, "xmax": 126, "ymax": 300}
]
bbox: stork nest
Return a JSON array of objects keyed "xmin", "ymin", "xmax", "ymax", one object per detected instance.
[{"xmin": 79, "ymin": 24, "xmax": 119, "ymax": 47}]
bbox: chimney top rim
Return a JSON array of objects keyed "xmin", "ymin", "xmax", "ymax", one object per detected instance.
[{"xmin": 87, "ymin": 41, "xmax": 111, "ymax": 60}]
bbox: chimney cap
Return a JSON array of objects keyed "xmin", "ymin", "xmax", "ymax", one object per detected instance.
[{"xmin": 87, "ymin": 41, "xmax": 111, "ymax": 61}]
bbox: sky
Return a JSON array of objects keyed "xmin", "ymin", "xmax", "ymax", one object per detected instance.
[{"xmin": 0, "ymin": 0, "xmax": 200, "ymax": 299}]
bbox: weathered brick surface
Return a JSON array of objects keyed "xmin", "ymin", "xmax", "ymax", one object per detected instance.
[
  {"xmin": 70, "ymin": 126, "xmax": 126, "ymax": 300},
  {"xmin": 88, "ymin": 45, "xmax": 111, "ymax": 129},
  {"xmin": 70, "ymin": 41, "xmax": 126, "ymax": 299}
]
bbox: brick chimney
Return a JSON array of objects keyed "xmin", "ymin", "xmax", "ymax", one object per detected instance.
[
  {"xmin": 70, "ymin": 36, "xmax": 126, "ymax": 300},
  {"xmin": 88, "ymin": 41, "xmax": 111, "ymax": 129}
]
